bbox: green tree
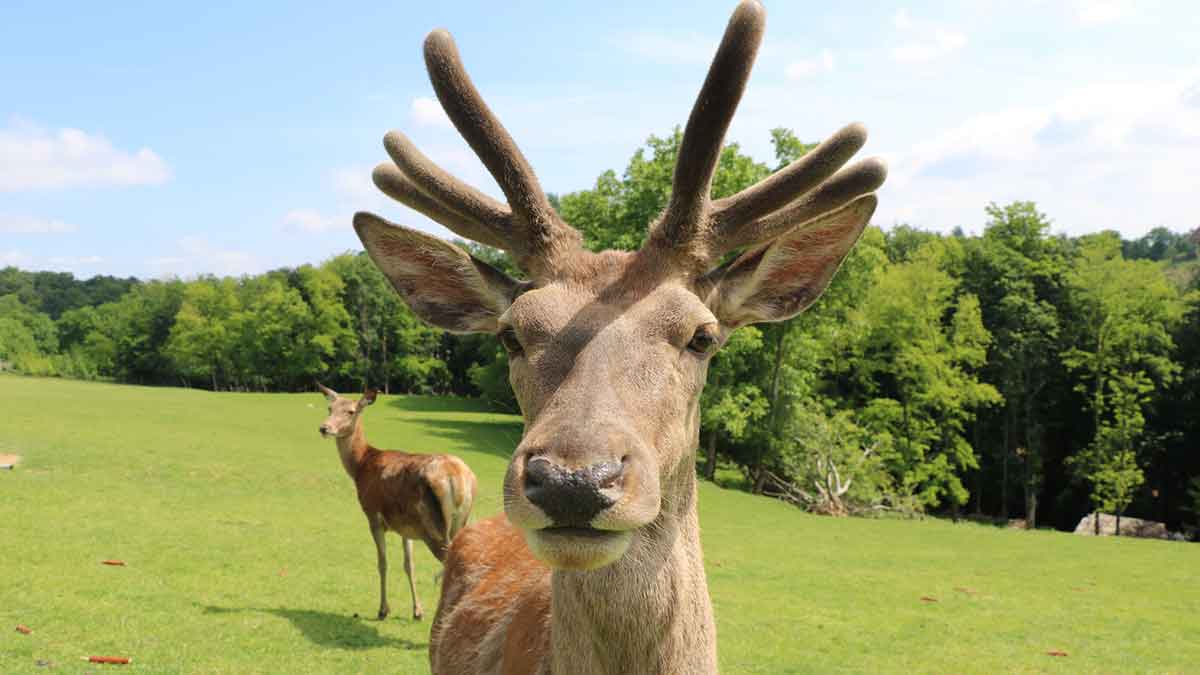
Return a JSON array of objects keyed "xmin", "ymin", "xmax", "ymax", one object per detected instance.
[
  {"xmin": 164, "ymin": 278, "xmax": 241, "ymax": 389},
  {"xmin": 1067, "ymin": 373, "xmax": 1150, "ymax": 533},
  {"xmin": 1062, "ymin": 232, "xmax": 1186, "ymax": 524},
  {"xmin": 852, "ymin": 242, "xmax": 1000, "ymax": 509},
  {"xmin": 960, "ymin": 201, "xmax": 1069, "ymax": 525}
]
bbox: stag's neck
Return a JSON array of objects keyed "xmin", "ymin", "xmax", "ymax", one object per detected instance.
[
  {"xmin": 334, "ymin": 421, "xmax": 371, "ymax": 480},
  {"xmin": 550, "ymin": 466, "xmax": 716, "ymax": 675}
]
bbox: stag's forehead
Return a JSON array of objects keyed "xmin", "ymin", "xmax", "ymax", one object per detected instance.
[{"xmin": 508, "ymin": 266, "xmax": 711, "ymax": 341}]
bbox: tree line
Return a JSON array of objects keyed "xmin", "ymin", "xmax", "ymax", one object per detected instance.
[{"xmin": 1, "ymin": 127, "xmax": 1198, "ymax": 533}]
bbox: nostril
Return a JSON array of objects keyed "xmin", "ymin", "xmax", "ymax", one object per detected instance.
[
  {"xmin": 593, "ymin": 461, "xmax": 624, "ymax": 490},
  {"xmin": 524, "ymin": 456, "xmax": 552, "ymax": 489}
]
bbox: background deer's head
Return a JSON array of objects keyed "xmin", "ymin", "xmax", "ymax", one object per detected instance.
[
  {"xmin": 317, "ymin": 382, "xmax": 377, "ymax": 438},
  {"xmin": 355, "ymin": 0, "xmax": 885, "ymax": 571}
]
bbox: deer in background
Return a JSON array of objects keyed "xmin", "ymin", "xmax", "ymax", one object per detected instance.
[
  {"xmin": 316, "ymin": 383, "xmax": 477, "ymax": 621},
  {"xmin": 352, "ymin": 0, "xmax": 885, "ymax": 670}
]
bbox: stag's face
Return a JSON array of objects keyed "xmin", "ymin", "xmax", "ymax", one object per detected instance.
[
  {"xmin": 497, "ymin": 253, "xmax": 722, "ymax": 569},
  {"xmin": 353, "ymin": 0, "xmax": 885, "ymax": 572}
]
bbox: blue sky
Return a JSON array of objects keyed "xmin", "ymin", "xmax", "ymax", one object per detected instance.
[{"xmin": 2, "ymin": 0, "xmax": 1198, "ymax": 278}]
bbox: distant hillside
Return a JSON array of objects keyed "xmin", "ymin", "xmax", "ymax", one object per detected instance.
[
  {"xmin": 1121, "ymin": 226, "xmax": 1199, "ymax": 290},
  {"xmin": 1165, "ymin": 257, "xmax": 1200, "ymax": 290}
]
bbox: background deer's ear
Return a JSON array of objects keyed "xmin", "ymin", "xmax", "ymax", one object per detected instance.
[
  {"xmin": 360, "ymin": 388, "xmax": 378, "ymax": 408},
  {"xmin": 705, "ymin": 196, "xmax": 876, "ymax": 328},
  {"xmin": 317, "ymin": 381, "xmax": 338, "ymax": 402},
  {"xmin": 354, "ymin": 212, "xmax": 522, "ymax": 333}
]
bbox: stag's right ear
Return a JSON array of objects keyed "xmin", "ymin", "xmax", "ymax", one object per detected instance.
[
  {"xmin": 705, "ymin": 195, "xmax": 877, "ymax": 329},
  {"xmin": 354, "ymin": 212, "xmax": 522, "ymax": 333},
  {"xmin": 317, "ymin": 381, "xmax": 338, "ymax": 402}
]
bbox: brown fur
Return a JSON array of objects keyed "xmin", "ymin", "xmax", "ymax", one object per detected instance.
[
  {"xmin": 430, "ymin": 515, "xmax": 552, "ymax": 675},
  {"xmin": 318, "ymin": 384, "xmax": 477, "ymax": 620}
]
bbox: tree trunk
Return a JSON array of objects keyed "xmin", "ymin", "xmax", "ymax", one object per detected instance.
[
  {"xmin": 973, "ymin": 419, "xmax": 983, "ymax": 516},
  {"xmin": 358, "ymin": 299, "xmax": 370, "ymax": 390},
  {"xmin": 382, "ymin": 332, "xmax": 390, "ymax": 395},
  {"xmin": 1001, "ymin": 405, "xmax": 1011, "ymax": 520},
  {"xmin": 1023, "ymin": 391, "xmax": 1039, "ymax": 530},
  {"xmin": 755, "ymin": 327, "xmax": 787, "ymax": 495},
  {"xmin": 704, "ymin": 429, "xmax": 718, "ymax": 481}
]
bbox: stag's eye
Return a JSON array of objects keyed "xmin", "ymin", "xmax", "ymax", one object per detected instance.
[
  {"xmin": 498, "ymin": 327, "xmax": 523, "ymax": 356},
  {"xmin": 687, "ymin": 324, "xmax": 720, "ymax": 356}
]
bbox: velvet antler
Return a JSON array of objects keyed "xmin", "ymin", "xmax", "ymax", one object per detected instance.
[
  {"xmin": 644, "ymin": 0, "xmax": 887, "ymax": 273},
  {"xmin": 361, "ymin": 0, "xmax": 885, "ymax": 281},
  {"xmin": 368, "ymin": 30, "xmax": 582, "ymax": 278}
]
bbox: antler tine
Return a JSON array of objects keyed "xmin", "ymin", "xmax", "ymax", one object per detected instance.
[
  {"xmin": 423, "ymin": 29, "xmax": 581, "ymax": 270},
  {"xmin": 721, "ymin": 158, "xmax": 887, "ymax": 251},
  {"xmin": 657, "ymin": 1, "xmax": 766, "ymax": 242},
  {"xmin": 712, "ymin": 122, "xmax": 869, "ymax": 231},
  {"xmin": 372, "ymin": 159, "xmax": 509, "ymax": 250}
]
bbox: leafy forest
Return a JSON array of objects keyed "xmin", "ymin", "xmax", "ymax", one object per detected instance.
[{"xmin": 2, "ymin": 128, "xmax": 1198, "ymax": 534}]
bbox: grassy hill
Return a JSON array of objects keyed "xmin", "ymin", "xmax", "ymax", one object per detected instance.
[{"xmin": 2, "ymin": 376, "xmax": 1197, "ymax": 673}]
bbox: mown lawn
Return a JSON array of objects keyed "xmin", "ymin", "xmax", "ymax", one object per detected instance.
[{"xmin": 2, "ymin": 375, "xmax": 1197, "ymax": 673}]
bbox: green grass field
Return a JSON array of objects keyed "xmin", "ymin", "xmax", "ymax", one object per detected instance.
[{"xmin": 2, "ymin": 376, "xmax": 1197, "ymax": 673}]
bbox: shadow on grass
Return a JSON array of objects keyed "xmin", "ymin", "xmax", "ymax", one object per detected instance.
[
  {"xmin": 408, "ymin": 418, "xmax": 523, "ymax": 460},
  {"xmin": 383, "ymin": 395, "xmax": 496, "ymax": 414},
  {"xmin": 380, "ymin": 396, "xmax": 523, "ymax": 460},
  {"xmin": 200, "ymin": 605, "xmax": 426, "ymax": 651}
]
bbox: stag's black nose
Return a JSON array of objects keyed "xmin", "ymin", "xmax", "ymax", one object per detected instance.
[
  {"xmin": 523, "ymin": 457, "xmax": 623, "ymax": 527},
  {"xmin": 318, "ymin": 425, "xmax": 329, "ymax": 435}
]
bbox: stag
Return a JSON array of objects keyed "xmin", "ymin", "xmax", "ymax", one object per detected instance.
[
  {"xmin": 317, "ymin": 383, "xmax": 476, "ymax": 621},
  {"xmin": 352, "ymin": 0, "xmax": 885, "ymax": 670}
]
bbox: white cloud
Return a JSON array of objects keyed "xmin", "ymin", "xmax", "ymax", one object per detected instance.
[
  {"xmin": 283, "ymin": 208, "xmax": 342, "ymax": 234},
  {"xmin": 148, "ymin": 236, "xmax": 260, "ymax": 278},
  {"xmin": 0, "ymin": 249, "xmax": 100, "ymax": 273},
  {"xmin": 329, "ymin": 166, "xmax": 378, "ymax": 204},
  {"xmin": 891, "ymin": 29, "xmax": 967, "ymax": 64},
  {"xmin": 0, "ymin": 215, "xmax": 78, "ymax": 234},
  {"xmin": 889, "ymin": 10, "xmax": 967, "ymax": 64},
  {"xmin": 282, "ymin": 166, "xmax": 384, "ymax": 236},
  {"xmin": 411, "ymin": 97, "xmax": 453, "ymax": 129},
  {"xmin": 283, "ymin": 147, "xmax": 503, "ymax": 242},
  {"xmin": 785, "ymin": 49, "xmax": 834, "ymax": 80},
  {"xmin": 47, "ymin": 255, "xmax": 103, "ymax": 267},
  {"xmin": 0, "ymin": 119, "xmax": 171, "ymax": 191},
  {"xmin": 620, "ymin": 32, "xmax": 717, "ymax": 66},
  {"xmin": 0, "ymin": 250, "xmax": 33, "ymax": 268},
  {"xmin": 1071, "ymin": 0, "xmax": 1133, "ymax": 24},
  {"xmin": 880, "ymin": 70, "xmax": 1200, "ymax": 236}
]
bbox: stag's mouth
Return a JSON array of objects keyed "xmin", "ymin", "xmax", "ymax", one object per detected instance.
[{"xmin": 523, "ymin": 525, "xmax": 633, "ymax": 571}]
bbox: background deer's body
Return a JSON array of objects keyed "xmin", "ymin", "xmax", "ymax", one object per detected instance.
[
  {"xmin": 319, "ymin": 385, "xmax": 477, "ymax": 620},
  {"xmin": 352, "ymin": 0, "xmax": 885, "ymax": 670}
]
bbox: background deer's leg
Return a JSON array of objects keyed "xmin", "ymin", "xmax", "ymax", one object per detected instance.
[
  {"xmin": 368, "ymin": 515, "xmax": 390, "ymax": 620},
  {"xmin": 402, "ymin": 537, "xmax": 423, "ymax": 620}
]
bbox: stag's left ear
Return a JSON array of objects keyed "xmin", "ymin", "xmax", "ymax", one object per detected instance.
[
  {"xmin": 354, "ymin": 212, "xmax": 522, "ymax": 333},
  {"xmin": 706, "ymin": 195, "xmax": 876, "ymax": 328}
]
